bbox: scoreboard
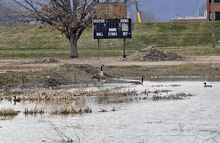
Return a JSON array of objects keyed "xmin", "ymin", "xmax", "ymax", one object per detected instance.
[{"xmin": 93, "ymin": 18, "xmax": 132, "ymax": 39}]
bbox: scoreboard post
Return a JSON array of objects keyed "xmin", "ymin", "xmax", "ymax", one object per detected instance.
[{"xmin": 93, "ymin": 18, "xmax": 132, "ymax": 59}]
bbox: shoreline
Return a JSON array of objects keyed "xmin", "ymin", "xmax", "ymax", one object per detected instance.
[{"xmin": 0, "ymin": 56, "xmax": 220, "ymax": 91}]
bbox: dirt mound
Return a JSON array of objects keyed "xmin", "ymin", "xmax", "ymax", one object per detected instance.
[
  {"xmin": 165, "ymin": 51, "xmax": 183, "ymax": 60},
  {"xmin": 127, "ymin": 46, "xmax": 183, "ymax": 61},
  {"xmin": 40, "ymin": 58, "xmax": 59, "ymax": 63}
]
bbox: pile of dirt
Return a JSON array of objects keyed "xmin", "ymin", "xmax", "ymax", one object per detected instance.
[
  {"xmin": 165, "ymin": 51, "xmax": 183, "ymax": 61},
  {"xmin": 39, "ymin": 58, "xmax": 59, "ymax": 63},
  {"xmin": 127, "ymin": 46, "xmax": 183, "ymax": 61}
]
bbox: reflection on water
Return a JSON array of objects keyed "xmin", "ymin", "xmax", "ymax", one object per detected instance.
[
  {"xmin": 95, "ymin": 96, "xmax": 135, "ymax": 104},
  {"xmin": 0, "ymin": 81, "xmax": 219, "ymax": 143}
]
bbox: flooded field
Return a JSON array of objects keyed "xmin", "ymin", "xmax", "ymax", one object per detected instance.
[{"xmin": 0, "ymin": 81, "xmax": 220, "ymax": 143}]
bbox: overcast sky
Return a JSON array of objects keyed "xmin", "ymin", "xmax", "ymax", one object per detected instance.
[
  {"xmin": 129, "ymin": 0, "xmax": 206, "ymax": 21},
  {"xmin": 3, "ymin": 0, "xmax": 207, "ymax": 22}
]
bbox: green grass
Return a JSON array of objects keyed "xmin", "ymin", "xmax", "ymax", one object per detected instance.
[
  {"xmin": 106, "ymin": 64, "xmax": 220, "ymax": 77},
  {"xmin": 1, "ymin": 22, "xmax": 220, "ymax": 59}
]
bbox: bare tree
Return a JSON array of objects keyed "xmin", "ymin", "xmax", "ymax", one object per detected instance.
[{"xmin": 13, "ymin": 0, "xmax": 111, "ymax": 58}]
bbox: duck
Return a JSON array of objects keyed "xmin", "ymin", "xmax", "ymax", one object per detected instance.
[
  {"xmin": 13, "ymin": 96, "xmax": 21, "ymax": 102},
  {"xmin": 204, "ymin": 82, "xmax": 212, "ymax": 88},
  {"xmin": 92, "ymin": 64, "xmax": 104, "ymax": 81},
  {"xmin": 130, "ymin": 76, "xmax": 145, "ymax": 85}
]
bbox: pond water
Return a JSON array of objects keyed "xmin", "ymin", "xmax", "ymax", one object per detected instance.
[{"xmin": 0, "ymin": 81, "xmax": 220, "ymax": 143}]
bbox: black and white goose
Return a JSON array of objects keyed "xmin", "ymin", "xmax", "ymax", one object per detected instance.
[
  {"xmin": 13, "ymin": 96, "xmax": 21, "ymax": 102},
  {"xmin": 92, "ymin": 64, "xmax": 104, "ymax": 81},
  {"xmin": 204, "ymin": 82, "xmax": 212, "ymax": 88},
  {"xmin": 130, "ymin": 76, "xmax": 145, "ymax": 85}
]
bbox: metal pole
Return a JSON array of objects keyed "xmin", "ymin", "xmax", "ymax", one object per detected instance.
[
  {"xmin": 171, "ymin": 0, "xmax": 174, "ymax": 20},
  {"xmin": 98, "ymin": 39, "xmax": 100, "ymax": 60},
  {"xmin": 123, "ymin": 38, "xmax": 126, "ymax": 59},
  {"xmin": 212, "ymin": 0, "xmax": 216, "ymax": 48},
  {"xmin": 136, "ymin": 0, "xmax": 142, "ymax": 23}
]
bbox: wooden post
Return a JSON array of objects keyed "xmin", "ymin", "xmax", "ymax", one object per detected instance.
[{"xmin": 212, "ymin": 0, "xmax": 216, "ymax": 48}]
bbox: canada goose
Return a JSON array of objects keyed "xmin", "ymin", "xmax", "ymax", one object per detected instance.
[
  {"xmin": 13, "ymin": 96, "xmax": 21, "ymax": 102},
  {"xmin": 92, "ymin": 64, "xmax": 104, "ymax": 81},
  {"xmin": 130, "ymin": 76, "xmax": 145, "ymax": 85},
  {"xmin": 204, "ymin": 82, "xmax": 212, "ymax": 87}
]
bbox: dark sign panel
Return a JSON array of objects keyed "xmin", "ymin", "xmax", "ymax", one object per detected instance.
[{"xmin": 93, "ymin": 18, "xmax": 132, "ymax": 39}]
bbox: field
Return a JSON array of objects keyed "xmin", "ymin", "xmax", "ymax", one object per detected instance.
[
  {"xmin": 1, "ymin": 22, "xmax": 220, "ymax": 89},
  {"xmin": 1, "ymin": 22, "xmax": 220, "ymax": 143},
  {"xmin": 1, "ymin": 22, "xmax": 220, "ymax": 59}
]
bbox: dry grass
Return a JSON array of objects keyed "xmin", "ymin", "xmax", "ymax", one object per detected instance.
[
  {"xmin": 152, "ymin": 93, "xmax": 194, "ymax": 101},
  {"xmin": 52, "ymin": 105, "xmax": 92, "ymax": 115},
  {"xmin": 0, "ymin": 89, "xmax": 137, "ymax": 116},
  {"xmin": 0, "ymin": 108, "xmax": 20, "ymax": 116},
  {"xmin": 112, "ymin": 106, "xmax": 116, "ymax": 112},
  {"xmin": 97, "ymin": 89, "xmax": 137, "ymax": 96},
  {"xmin": 99, "ymin": 109, "xmax": 108, "ymax": 112},
  {"xmin": 169, "ymin": 84, "xmax": 181, "ymax": 87},
  {"xmin": 145, "ymin": 89, "xmax": 172, "ymax": 95},
  {"xmin": 0, "ymin": 88, "xmax": 195, "ymax": 117},
  {"xmin": 142, "ymin": 97, "xmax": 148, "ymax": 100},
  {"xmin": 23, "ymin": 108, "xmax": 45, "ymax": 115},
  {"xmin": 1, "ymin": 89, "xmax": 139, "ymax": 104}
]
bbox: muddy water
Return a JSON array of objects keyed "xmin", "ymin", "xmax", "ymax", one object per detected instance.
[{"xmin": 0, "ymin": 81, "xmax": 220, "ymax": 143}]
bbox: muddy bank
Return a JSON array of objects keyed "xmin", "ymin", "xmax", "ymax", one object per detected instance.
[
  {"xmin": 0, "ymin": 64, "xmax": 98, "ymax": 91},
  {"xmin": 0, "ymin": 63, "xmax": 220, "ymax": 91}
]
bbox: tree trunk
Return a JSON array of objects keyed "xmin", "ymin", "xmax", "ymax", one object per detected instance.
[{"xmin": 69, "ymin": 35, "xmax": 78, "ymax": 58}]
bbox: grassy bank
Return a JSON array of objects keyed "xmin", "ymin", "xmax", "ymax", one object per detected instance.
[
  {"xmin": 1, "ymin": 22, "xmax": 220, "ymax": 58},
  {"xmin": 106, "ymin": 63, "xmax": 220, "ymax": 78}
]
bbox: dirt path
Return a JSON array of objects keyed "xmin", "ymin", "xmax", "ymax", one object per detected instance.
[
  {"xmin": 0, "ymin": 56, "xmax": 220, "ymax": 73},
  {"xmin": 63, "ymin": 56, "xmax": 220, "ymax": 66}
]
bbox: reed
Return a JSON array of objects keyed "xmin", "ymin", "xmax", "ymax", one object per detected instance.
[
  {"xmin": 84, "ymin": 107, "xmax": 92, "ymax": 113},
  {"xmin": 152, "ymin": 93, "xmax": 194, "ymax": 101},
  {"xmin": 0, "ymin": 108, "xmax": 20, "ymax": 116},
  {"xmin": 98, "ymin": 89, "xmax": 137, "ymax": 97},
  {"xmin": 52, "ymin": 105, "xmax": 92, "ymax": 115},
  {"xmin": 100, "ymin": 109, "xmax": 108, "ymax": 112},
  {"xmin": 112, "ymin": 106, "xmax": 116, "ymax": 112},
  {"xmin": 23, "ymin": 108, "xmax": 45, "ymax": 115}
]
